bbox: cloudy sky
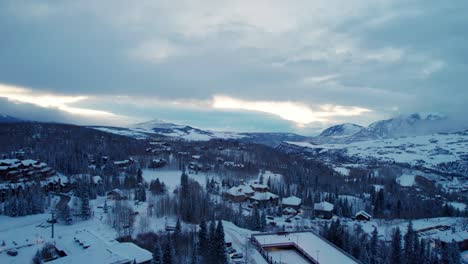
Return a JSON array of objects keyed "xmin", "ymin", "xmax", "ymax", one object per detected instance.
[{"xmin": 0, "ymin": 0, "xmax": 466, "ymax": 135}]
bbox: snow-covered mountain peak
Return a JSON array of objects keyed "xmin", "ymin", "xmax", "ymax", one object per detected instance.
[
  {"xmin": 355, "ymin": 113, "xmax": 449, "ymax": 139},
  {"xmin": 131, "ymin": 119, "xmax": 183, "ymax": 130},
  {"xmin": 319, "ymin": 123, "xmax": 363, "ymax": 137}
]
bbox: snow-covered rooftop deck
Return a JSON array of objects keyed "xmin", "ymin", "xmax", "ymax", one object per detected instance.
[{"xmin": 252, "ymin": 231, "xmax": 360, "ymax": 264}]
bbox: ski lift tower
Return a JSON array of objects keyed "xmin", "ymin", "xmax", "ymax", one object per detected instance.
[{"xmin": 47, "ymin": 210, "xmax": 58, "ymax": 238}]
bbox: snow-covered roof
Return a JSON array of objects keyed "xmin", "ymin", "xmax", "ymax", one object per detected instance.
[
  {"xmin": 108, "ymin": 189, "xmax": 125, "ymax": 196},
  {"xmin": 314, "ymin": 201, "xmax": 334, "ymax": 211},
  {"xmin": 92, "ymin": 176, "xmax": 103, "ymax": 184},
  {"xmin": 21, "ymin": 159, "xmax": 38, "ymax": 166},
  {"xmin": 113, "ymin": 160, "xmax": 130, "ymax": 165},
  {"xmin": 49, "ymin": 230, "xmax": 152, "ymax": 264},
  {"xmin": 250, "ymin": 192, "xmax": 279, "ymax": 201},
  {"xmin": 253, "ymin": 231, "xmax": 360, "ymax": 264},
  {"xmin": 434, "ymin": 230, "xmax": 468, "ymax": 243},
  {"xmin": 282, "ymin": 196, "xmax": 302, "ymax": 206},
  {"xmin": 250, "ymin": 183, "xmax": 269, "ymax": 189},
  {"xmin": 355, "ymin": 211, "xmax": 372, "ymax": 219},
  {"xmin": 109, "ymin": 242, "xmax": 153, "ymax": 263},
  {"xmin": 0, "ymin": 159, "xmax": 20, "ymax": 165},
  {"xmin": 283, "ymin": 207, "xmax": 297, "ymax": 214},
  {"xmin": 226, "ymin": 185, "xmax": 254, "ymax": 197}
]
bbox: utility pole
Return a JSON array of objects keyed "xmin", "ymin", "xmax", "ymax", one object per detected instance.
[{"xmin": 48, "ymin": 210, "xmax": 57, "ymax": 238}]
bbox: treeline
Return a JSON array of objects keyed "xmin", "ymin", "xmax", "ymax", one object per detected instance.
[
  {"xmin": 322, "ymin": 219, "xmax": 461, "ymax": 264},
  {"xmin": 0, "ymin": 123, "xmax": 145, "ymax": 175},
  {"xmin": 1, "ymin": 184, "xmax": 46, "ymax": 217},
  {"xmin": 127, "ymin": 219, "xmax": 228, "ymax": 264}
]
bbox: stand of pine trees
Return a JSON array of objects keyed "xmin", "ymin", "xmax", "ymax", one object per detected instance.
[
  {"xmin": 1, "ymin": 184, "xmax": 46, "ymax": 217},
  {"xmin": 197, "ymin": 219, "xmax": 227, "ymax": 264},
  {"xmin": 323, "ymin": 219, "xmax": 461, "ymax": 264}
]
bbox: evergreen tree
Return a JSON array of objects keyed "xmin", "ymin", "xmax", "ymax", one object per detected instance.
[
  {"xmin": 58, "ymin": 204, "xmax": 72, "ymax": 225},
  {"xmin": 136, "ymin": 168, "xmax": 143, "ymax": 184},
  {"xmin": 153, "ymin": 242, "xmax": 162, "ymax": 264},
  {"xmin": 370, "ymin": 227, "xmax": 379, "ymax": 264},
  {"xmin": 103, "ymin": 200, "xmax": 108, "ymax": 213},
  {"xmin": 197, "ymin": 219, "xmax": 208, "ymax": 261},
  {"xmin": 173, "ymin": 218, "xmax": 182, "ymax": 254},
  {"xmin": 404, "ymin": 221, "xmax": 415, "ymax": 263},
  {"xmin": 163, "ymin": 236, "xmax": 173, "ymax": 264},
  {"xmin": 81, "ymin": 192, "xmax": 91, "ymax": 220},
  {"xmin": 208, "ymin": 220, "xmax": 216, "ymax": 264},
  {"xmin": 32, "ymin": 250, "xmax": 42, "ymax": 264},
  {"xmin": 190, "ymin": 243, "xmax": 198, "ymax": 264},
  {"xmin": 391, "ymin": 227, "xmax": 402, "ymax": 264},
  {"xmin": 214, "ymin": 220, "xmax": 227, "ymax": 264},
  {"xmin": 260, "ymin": 211, "xmax": 267, "ymax": 232}
]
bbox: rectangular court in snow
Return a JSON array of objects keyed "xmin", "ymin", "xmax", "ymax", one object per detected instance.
[{"xmin": 252, "ymin": 231, "xmax": 361, "ymax": 264}]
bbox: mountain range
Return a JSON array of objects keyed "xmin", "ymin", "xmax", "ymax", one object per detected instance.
[
  {"xmin": 313, "ymin": 113, "xmax": 458, "ymax": 143},
  {"xmin": 1, "ymin": 113, "xmax": 465, "ymax": 146}
]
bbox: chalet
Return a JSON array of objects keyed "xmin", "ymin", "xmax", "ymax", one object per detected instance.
[
  {"xmin": 435, "ymin": 230, "xmax": 468, "ymax": 251},
  {"xmin": 314, "ymin": 201, "xmax": 334, "ymax": 219},
  {"xmin": 282, "ymin": 207, "xmax": 297, "ymax": 216},
  {"xmin": 354, "ymin": 211, "xmax": 372, "ymax": 221},
  {"xmin": 92, "ymin": 176, "xmax": 103, "ymax": 185},
  {"xmin": 188, "ymin": 162, "xmax": 210, "ymax": 172},
  {"xmin": 224, "ymin": 184, "xmax": 255, "ymax": 202},
  {"xmin": 250, "ymin": 183, "xmax": 269, "ymax": 192},
  {"xmin": 149, "ymin": 158, "xmax": 167, "ymax": 169},
  {"xmin": 113, "ymin": 159, "xmax": 135, "ymax": 169},
  {"xmin": 223, "ymin": 161, "xmax": 245, "ymax": 169},
  {"xmin": 249, "ymin": 192, "xmax": 279, "ymax": 207},
  {"xmin": 107, "ymin": 189, "xmax": 127, "ymax": 200},
  {"xmin": 281, "ymin": 196, "xmax": 302, "ymax": 210}
]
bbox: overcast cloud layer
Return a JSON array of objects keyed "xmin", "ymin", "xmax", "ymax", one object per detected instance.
[{"xmin": 0, "ymin": 0, "xmax": 467, "ymax": 134}]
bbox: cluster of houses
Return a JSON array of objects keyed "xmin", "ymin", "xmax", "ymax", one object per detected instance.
[
  {"xmin": 146, "ymin": 141, "xmax": 172, "ymax": 154},
  {"xmin": 0, "ymin": 159, "xmax": 55, "ymax": 182},
  {"xmin": 224, "ymin": 181, "xmax": 279, "ymax": 207},
  {"xmin": 223, "ymin": 181, "xmax": 375, "ymax": 222},
  {"xmin": 223, "ymin": 161, "xmax": 246, "ymax": 169},
  {"xmin": 113, "ymin": 158, "xmax": 136, "ymax": 169}
]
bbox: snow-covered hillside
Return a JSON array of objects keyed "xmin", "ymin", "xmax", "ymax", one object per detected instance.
[
  {"xmin": 89, "ymin": 119, "xmax": 307, "ymax": 145},
  {"xmin": 0, "ymin": 114, "xmax": 22, "ymax": 123},
  {"xmin": 319, "ymin": 123, "xmax": 363, "ymax": 137},
  {"xmin": 352, "ymin": 113, "xmax": 448, "ymax": 139},
  {"xmin": 90, "ymin": 122, "xmax": 245, "ymax": 141},
  {"xmin": 314, "ymin": 113, "xmax": 461, "ymax": 144},
  {"xmin": 287, "ymin": 131, "xmax": 468, "ymax": 176}
]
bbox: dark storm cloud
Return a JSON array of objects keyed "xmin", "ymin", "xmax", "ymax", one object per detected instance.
[{"xmin": 0, "ymin": 0, "xmax": 466, "ymax": 133}]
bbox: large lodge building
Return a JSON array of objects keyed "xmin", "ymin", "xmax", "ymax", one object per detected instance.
[{"xmin": 0, "ymin": 159, "xmax": 55, "ymax": 182}]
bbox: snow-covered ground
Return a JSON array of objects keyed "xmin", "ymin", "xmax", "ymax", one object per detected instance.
[
  {"xmin": 223, "ymin": 221, "xmax": 267, "ymax": 264},
  {"xmin": 0, "ymin": 199, "xmax": 119, "ymax": 264},
  {"xmin": 333, "ymin": 166, "xmax": 350, "ymax": 176},
  {"xmin": 396, "ymin": 174, "xmax": 416, "ymax": 187},
  {"xmin": 142, "ymin": 169, "xmax": 217, "ymax": 192},
  {"xmin": 90, "ymin": 127, "xmax": 150, "ymax": 140},
  {"xmin": 448, "ymin": 202, "xmax": 467, "ymax": 211},
  {"xmin": 286, "ymin": 131, "xmax": 468, "ymax": 174},
  {"xmin": 348, "ymin": 217, "xmax": 467, "ymax": 242},
  {"xmin": 90, "ymin": 125, "xmax": 246, "ymax": 141}
]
